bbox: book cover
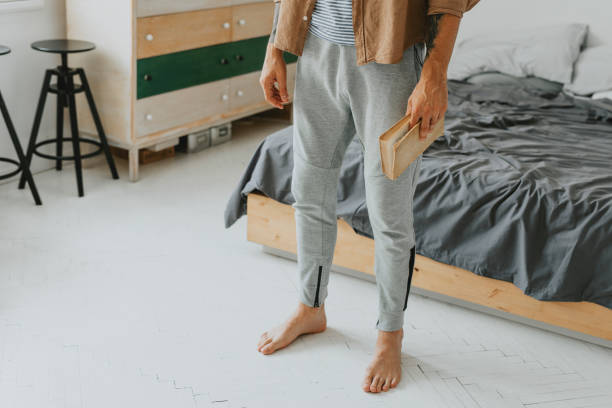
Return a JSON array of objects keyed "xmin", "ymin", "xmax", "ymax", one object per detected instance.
[{"xmin": 379, "ymin": 115, "xmax": 445, "ymax": 180}]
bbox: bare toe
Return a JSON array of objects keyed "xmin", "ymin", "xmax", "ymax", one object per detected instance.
[
  {"xmin": 257, "ymin": 337, "xmax": 272, "ymax": 352},
  {"xmin": 257, "ymin": 333, "xmax": 269, "ymax": 349},
  {"xmin": 376, "ymin": 376, "xmax": 384, "ymax": 393},
  {"xmin": 362, "ymin": 375, "xmax": 373, "ymax": 392},
  {"xmin": 261, "ymin": 341, "xmax": 279, "ymax": 355},
  {"xmin": 369, "ymin": 376, "xmax": 381, "ymax": 393}
]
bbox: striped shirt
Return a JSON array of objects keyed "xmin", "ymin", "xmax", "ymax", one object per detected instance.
[{"xmin": 308, "ymin": 0, "xmax": 355, "ymax": 46}]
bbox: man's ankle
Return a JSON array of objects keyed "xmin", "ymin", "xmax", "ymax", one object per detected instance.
[
  {"xmin": 377, "ymin": 328, "xmax": 404, "ymax": 340},
  {"xmin": 297, "ymin": 301, "xmax": 325, "ymax": 314}
]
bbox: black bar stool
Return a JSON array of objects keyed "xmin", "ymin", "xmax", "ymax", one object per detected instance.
[
  {"xmin": 0, "ymin": 45, "xmax": 42, "ymax": 205},
  {"xmin": 19, "ymin": 39, "xmax": 119, "ymax": 198}
]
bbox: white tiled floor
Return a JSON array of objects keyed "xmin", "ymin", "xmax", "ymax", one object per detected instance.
[{"xmin": 1, "ymin": 116, "xmax": 611, "ymax": 408}]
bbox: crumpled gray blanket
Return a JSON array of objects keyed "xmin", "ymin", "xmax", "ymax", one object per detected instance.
[{"xmin": 225, "ymin": 81, "xmax": 612, "ymax": 309}]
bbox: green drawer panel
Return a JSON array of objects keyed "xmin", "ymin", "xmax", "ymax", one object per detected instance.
[{"xmin": 137, "ymin": 36, "xmax": 298, "ymax": 99}]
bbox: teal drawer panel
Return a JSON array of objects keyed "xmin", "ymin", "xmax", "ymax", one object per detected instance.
[{"xmin": 137, "ymin": 36, "xmax": 298, "ymax": 99}]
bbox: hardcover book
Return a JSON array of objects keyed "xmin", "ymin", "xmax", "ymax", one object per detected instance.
[{"xmin": 379, "ymin": 115, "xmax": 445, "ymax": 180}]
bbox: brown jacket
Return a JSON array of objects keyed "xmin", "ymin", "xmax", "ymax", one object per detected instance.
[{"xmin": 271, "ymin": 0, "xmax": 479, "ymax": 66}]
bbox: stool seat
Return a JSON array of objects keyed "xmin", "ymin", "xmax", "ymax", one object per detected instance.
[
  {"xmin": 0, "ymin": 45, "xmax": 10, "ymax": 56},
  {"xmin": 31, "ymin": 39, "xmax": 95, "ymax": 54}
]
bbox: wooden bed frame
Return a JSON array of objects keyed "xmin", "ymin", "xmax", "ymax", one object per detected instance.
[{"xmin": 246, "ymin": 193, "xmax": 612, "ymax": 347}]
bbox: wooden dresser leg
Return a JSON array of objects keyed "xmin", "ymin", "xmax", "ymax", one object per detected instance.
[{"xmin": 129, "ymin": 147, "xmax": 139, "ymax": 182}]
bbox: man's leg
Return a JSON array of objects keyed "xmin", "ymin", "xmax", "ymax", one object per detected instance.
[
  {"xmin": 258, "ymin": 31, "xmax": 356, "ymax": 355},
  {"xmin": 346, "ymin": 43, "xmax": 424, "ymax": 392}
]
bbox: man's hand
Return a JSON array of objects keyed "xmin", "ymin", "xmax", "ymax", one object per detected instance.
[
  {"xmin": 407, "ymin": 61, "xmax": 448, "ymax": 140},
  {"xmin": 260, "ymin": 43, "xmax": 289, "ymax": 109},
  {"xmin": 408, "ymin": 14, "xmax": 460, "ymax": 140}
]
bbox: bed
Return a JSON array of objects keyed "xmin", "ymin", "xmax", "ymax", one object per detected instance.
[{"xmin": 225, "ymin": 78, "xmax": 612, "ymax": 346}]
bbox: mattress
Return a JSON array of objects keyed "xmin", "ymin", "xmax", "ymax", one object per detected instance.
[{"xmin": 225, "ymin": 81, "xmax": 612, "ymax": 309}]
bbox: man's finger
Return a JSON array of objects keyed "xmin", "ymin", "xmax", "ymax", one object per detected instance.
[
  {"xmin": 270, "ymin": 79, "xmax": 283, "ymax": 108},
  {"xmin": 420, "ymin": 111, "xmax": 432, "ymax": 140},
  {"xmin": 276, "ymin": 69, "xmax": 289, "ymax": 103},
  {"xmin": 263, "ymin": 77, "xmax": 282, "ymax": 109},
  {"xmin": 430, "ymin": 113, "xmax": 439, "ymax": 129},
  {"xmin": 260, "ymin": 77, "xmax": 273, "ymax": 105},
  {"xmin": 272, "ymin": 81, "xmax": 285, "ymax": 109},
  {"xmin": 409, "ymin": 107, "xmax": 421, "ymax": 129}
]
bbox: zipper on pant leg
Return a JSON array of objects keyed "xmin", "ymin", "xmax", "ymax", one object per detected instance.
[
  {"xmin": 403, "ymin": 246, "xmax": 416, "ymax": 311},
  {"xmin": 313, "ymin": 265, "xmax": 323, "ymax": 307}
]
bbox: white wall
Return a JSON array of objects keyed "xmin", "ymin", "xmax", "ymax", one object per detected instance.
[
  {"xmin": 0, "ymin": 0, "xmax": 65, "ymax": 182},
  {"xmin": 458, "ymin": 0, "xmax": 612, "ymax": 47}
]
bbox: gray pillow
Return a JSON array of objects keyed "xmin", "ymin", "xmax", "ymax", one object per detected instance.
[
  {"xmin": 466, "ymin": 72, "xmax": 563, "ymax": 95},
  {"xmin": 564, "ymin": 46, "xmax": 612, "ymax": 96},
  {"xmin": 449, "ymin": 23, "xmax": 589, "ymax": 84}
]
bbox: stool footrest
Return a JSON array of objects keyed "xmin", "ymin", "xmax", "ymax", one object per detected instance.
[
  {"xmin": 33, "ymin": 137, "xmax": 103, "ymax": 161},
  {"xmin": 0, "ymin": 157, "xmax": 22, "ymax": 180}
]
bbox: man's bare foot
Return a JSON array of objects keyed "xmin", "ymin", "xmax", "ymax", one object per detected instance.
[
  {"xmin": 362, "ymin": 329, "xmax": 403, "ymax": 393},
  {"xmin": 257, "ymin": 302, "xmax": 327, "ymax": 355}
]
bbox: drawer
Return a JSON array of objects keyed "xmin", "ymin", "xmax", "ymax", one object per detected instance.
[
  {"xmin": 229, "ymin": 62, "xmax": 297, "ymax": 111},
  {"xmin": 135, "ymin": 80, "xmax": 230, "ymax": 137},
  {"xmin": 138, "ymin": 36, "xmax": 299, "ymax": 99},
  {"xmin": 137, "ymin": 7, "xmax": 233, "ymax": 59},
  {"xmin": 232, "ymin": 2, "xmax": 274, "ymax": 42},
  {"xmin": 228, "ymin": 71, "xmax": 265, "ymax": 111},
  {"xmin": 137, "ymin": 0, "xmax": 229, "ymax": 17}
]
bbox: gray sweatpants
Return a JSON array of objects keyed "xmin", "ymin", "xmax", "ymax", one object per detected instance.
[{"xmin": 291, "ymin": 31, "xmax": 424, "ymax": 332}]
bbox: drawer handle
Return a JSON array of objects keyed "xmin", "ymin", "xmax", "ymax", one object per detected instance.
[
  {"xmin": 236, "ymin": 90, "xmax": 244, "ymax": 97},
  {"xmin": 220, "ymin": 58, "xmax": 229, "ymax": 65},
  {"xmin": 143, "ymin": 74, "xmax": 152, "ymax": 81},
  {"xmin": 238, "ymin": 19, "xmax": 246, "ymax": 26},
  {"xmin": 221, "ymin": 94, "xmax": 229, "ymax": 101},
  {"xmin": 145, "ymin": 114, "xmax": 153, "ymax": 121},
  {"xmin": 145, "ymin": 34, "xmax": 154, "ymax": 41},
  {"xmin": 235, "ymin": 54, "xmax": 244, "ymax": 62},
  {"xmin": 222, "ymin": 22, "xmax": 230, "ymax": 29}
]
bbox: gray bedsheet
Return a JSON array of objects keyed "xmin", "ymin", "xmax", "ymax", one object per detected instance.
[{"xmin": 225, "ymin": 81, "xmax": 612, "ymax": 309}]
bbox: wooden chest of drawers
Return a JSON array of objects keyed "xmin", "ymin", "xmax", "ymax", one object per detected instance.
[{"xmin": 66, "ymin": 0, "xmax": 297, "ymax": 181}]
